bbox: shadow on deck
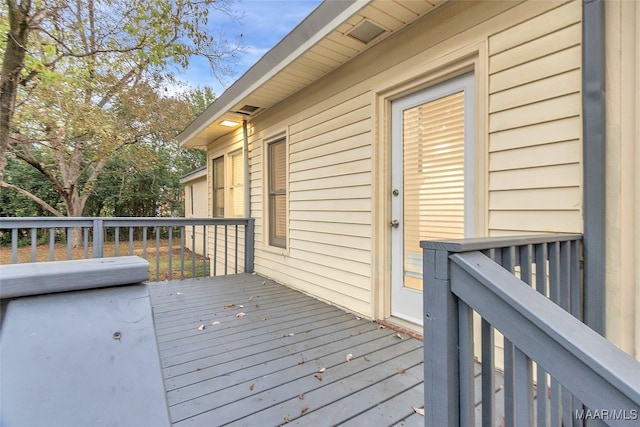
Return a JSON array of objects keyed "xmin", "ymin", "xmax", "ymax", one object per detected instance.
[{"xmin": 149, "ymin": 274, "xmax": 505, "ymax": 427}]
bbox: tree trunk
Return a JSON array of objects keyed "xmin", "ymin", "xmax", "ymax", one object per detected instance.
[
  {"xmin": 0, "ymin": 0, "xmax": 32, "ymax": 182},
  {"xmin": 65, "ymin": 191, "xmax": 89, "ymax": 248}
]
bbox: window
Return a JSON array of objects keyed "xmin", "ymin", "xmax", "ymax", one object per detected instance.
[
  {"xmin": 268, "ymin": 138, "xmax": 286, "ymax": 248},
  {"xmin": 212, "ymin": 156, "xmax": 224, "ymax": 217},
  {"xmin": 189, "ymin": 185, "xmax": 194, "ymax": 215},
  {"xmin": 229, "ymin": 150, "xmax": 244, "ymax": 217}
]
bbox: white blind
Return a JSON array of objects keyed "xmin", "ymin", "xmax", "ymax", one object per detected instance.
[
  {"xmin": 403, "ymin": 91, "xmax": 465, "ymax": 273},
  {"xmin": 269, "ymin": 139, "xmax": 286, "ymax": 247}
]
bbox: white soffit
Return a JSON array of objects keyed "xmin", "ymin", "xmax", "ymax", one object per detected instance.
[{"xmin": 179, "ymin": 0, "xmax": 445, "ymax": 148}]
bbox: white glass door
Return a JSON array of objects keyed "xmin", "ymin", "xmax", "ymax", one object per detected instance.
[{"xmin": 390, "ymin": 73, "xmax": 474, "ymax": 325}]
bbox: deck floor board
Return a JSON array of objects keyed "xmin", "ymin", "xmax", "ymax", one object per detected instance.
[{"xmin": 149, "ymin": 274, "xmax": 503, "ymax": 426}]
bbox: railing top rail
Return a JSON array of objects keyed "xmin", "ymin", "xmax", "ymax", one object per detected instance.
[
  {"xmin": 0, "ymin": 218, "xmax": 96, "ymax": 228},
  {"xmin": 0, "ymin": 217, "xmax": 252, "ymax": 229},
  {"xmin": 420, "ymin": 233, "xmax": 583, "ymax": 252},
  {"xmin": 450, "ymin": 251, "xmax": 640, "ymax": 409}
]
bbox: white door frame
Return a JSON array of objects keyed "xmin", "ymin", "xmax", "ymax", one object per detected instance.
[{"xmin": 390, "ymin": 72, "xmax": 475, "ymax": 325}]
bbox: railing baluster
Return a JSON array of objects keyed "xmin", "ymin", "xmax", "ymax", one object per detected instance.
[
  {"xmin": 49, "ymin": 228, "xmax": 55, "ymax": 261},
  {"xmin": 570, "ymin": 240, "xmax": 582, "ymax": 321},
  {"xmin": 213, "ymin": 225, "xmax": 217, "ymax": 276},
  {"xmin": 66, "ymin": 227, "xmax": 72, "ymax": 260},
  {"xmin": 548, "ymin": 242, "xmax": 560, "ymax": 305},
  {"xmin": 234, "ymin": 224, "xmax": 238, "ymax": 274},
  {"xmin": 143, "ymin": 226, "xmax": 148, "ymax": 259},
  {"xmin": 155, "ymin": 227, "xmax": 160, "ymax": 282},
  {"xmin": 31, "ymin": 228, "xmax": 37, "ymax": 262},
  {"xmin": 192, "ymin": 225, "xmax": 197, "ymax": 278},
  {"xmin": 458, "ymin": 300, "xmax": 474, "ymax": 426},
  {"xmin": 11, "ymin": 228, "xmax": 18, "ymax": 264},
  {"xmin": 115, "ymin": 226, "xmax": 119, "ymax": 256},
  {"xmin": 180, "ymin": 226, "xmax": 185, "ymax": 280},
  {"xmin": 481, "ymin": 319, "xmax": 495, "ymax": 427},
  {"xmin": 514, "ymin": 347, "xmax": 533, "ymax": 425},
  {"xmin": 519, "ymin": 244, "xmax": 533, "ymax": 286},
  {"xmin": 202, "ymin": 224, "xmax": 207, "ymax": 278},
  {"xmin": 128, "ymin": 227, "xmax": 134, "ymax": 255},
  {"xmin": 535, "ymin": 243, "xmax": 549, "ymax": 424},
  {"xmin": 168, "ymin": 227, "xmax": 173, "ymax": 281},
  {"xmin": 224, "ymin": 224, "xmax": 228, "ymax": 275},
  {"xmin": 504, "ymin": 338, "xmax": 516, "ymax": 426},
  {"xmin": 83, "ymin": 228, "xmax": 89, "ymax": 259}
]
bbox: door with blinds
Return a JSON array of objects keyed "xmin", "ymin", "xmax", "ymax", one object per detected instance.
[{"xmin": 390, "ymin": 73, "xmax": 474, "ymax": 325}]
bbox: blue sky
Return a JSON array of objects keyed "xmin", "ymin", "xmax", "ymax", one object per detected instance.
[{"xmin": 174, "ymin": 0, "xmax": 322, "ymax": 96}]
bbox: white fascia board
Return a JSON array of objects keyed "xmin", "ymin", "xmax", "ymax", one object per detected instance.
[{"xmin": 177, "ymin": 0, "xmax": 371, "ymax": 146}]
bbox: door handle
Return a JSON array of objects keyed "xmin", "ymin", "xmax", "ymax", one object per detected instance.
[{"xmin": 390, "ymin": 220, "xmax": 399, "ymax": 228}]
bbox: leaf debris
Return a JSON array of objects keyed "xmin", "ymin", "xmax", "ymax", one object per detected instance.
[
  {"xmin": 318, "ymin": 367, "xmax": 326, "ymax": 373},
  {"xmin": 394, "ymin": 332, "xmax": 405, "ymax": 340},
  {"xmin": 226, "ymin": 303, "xmax": 235, "ymax": 308},
  {"xmin": 413, "ymin": 406, "xmax": 425, "ymax": 416},
  {"xmin": 249, "ymin": 384, "xmax": 254, "ymax": 391},
  {"xmin": 346, "ymin": 353, "xmax": 353, "ymax": 362},
  {"xmin": 398, "ymin": 369, "xmax": 406, "ymax": 374},
  {"xmin": 298, "ymin": 393, "xmax": 305, "ymax": 400},
  {"xmin": 211, "ymin": 321, "xmax": 221, "ymax": 326},
  {"xmin": 300, "ymin": 406, "xmax": 309, "ymax": 415},
  {"xmin": 363, "ymin": 356, "xmax": 370, "ymax": 362},
  {"xmin": 197, "ymin": 324, "xmax": 205, "ymax": 331},
  {"xmin": 248, "ymin": 296, "xmax": 254, "ymax": 302},
  {"xmin": 236, "ymin": 312, "xmax": 246, "ymax": 318},
  {"xmin": 314, "ymin": 374, "xmax": 323, "ymax": 381}
]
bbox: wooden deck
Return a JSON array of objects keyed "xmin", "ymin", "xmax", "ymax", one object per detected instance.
[{"xmin": 148, "ymin": 274, "xmax": 504, "ymax": 426}]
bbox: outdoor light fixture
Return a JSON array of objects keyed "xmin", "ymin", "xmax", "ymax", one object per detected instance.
[{"xmin": 219, "ymin": 120, "xmax": 240, "ymax": 127}]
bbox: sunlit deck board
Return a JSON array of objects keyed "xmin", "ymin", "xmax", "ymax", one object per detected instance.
[
  {"xmin": 148, "ymin": 274, "xmax": 507, "ymax": 426},
  {"xmin": 148, "ymin": 274, "xmax": 425, "ymax": 426}
]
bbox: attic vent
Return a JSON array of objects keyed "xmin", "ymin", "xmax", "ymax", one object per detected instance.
[
  {"xmin": 347, "ymin": 20, "xmax": 386, "ymax": 44},
  {"xmin": 236, "ymin": 104, "xmax": 260, "ymax": 115}
]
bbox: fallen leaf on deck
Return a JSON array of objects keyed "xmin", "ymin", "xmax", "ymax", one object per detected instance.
[
  {"xmin": 314, "ymin": 374, "xmax": 323, "ymax": 381},
  {"xmin": 236, "ymin": 312, "xmax": 246, "ymax": 318},
  {"xmin": 300, "ymin": 406, "xmax": 309, "ymax": 415},
  {"xmin": 249, "ymin": 384, "xmax": 254, "ymax": 391},
  {"xmin": 262, "ymin": 281, "xmax": 266, "ymax": 285},
  {"xmin": 176, "ymin": 292, "xmax": 183, "ymax": 295},
  {"xmin": 363, "ymin": 356, "xmax": 370, "ymax": 362},
  {"xmin": 211, "ymin": 321, "xmax": 221, "ymax": 326},
  {"xmin": 355, "ymin": 317, "xmax": 361, "ymax": 320},
  {"xmin": 226, "ymin": 303, "xmax": 235, "ymax": 308},
  {"xmin": 377, "ymin": 325, "xmax": 386, "ymax": 329},
  {"xmin": 288, "ymin": 333, "xmax": 295, "ymax": 336},
  {"xmin": 394, "ymin": 333, "xmax": 405, "ymax": 340},
  {"xmin": 412, "ymin": 407, "xmax": 425, "ymax": 416},
  {"xmin": 298, "ymin": 394, "xmax": 305, "ymax": 400},
  {"xmin": 318, "ymin": 367, "xmax": 326, "ymax": 373},
  {"xmin": 239, "ymin": 305, "xmax": 244, "ymax": 308},
  {"xmin": 346, "ymin": 353, "xmax": 353, "ymax": 362},
  {"xmin": 284, "ymin": 417, "xmax": 291, "ymax": 423},
  {"xmin": 398, "ymin": 369, "xmax": 406, "ymax": 374},
  {"xmin": 198, "ymin": 324, "xmax": 205, "ymax": 331},
  {"xmin": 248, "ymin": 296, "xmax": 254, "ymax": 301}
]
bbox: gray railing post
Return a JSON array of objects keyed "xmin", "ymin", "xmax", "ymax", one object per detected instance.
[
  {"xmin": 244, "ymin": 218, "xmax": 255, "ymax": 274},
  {"xmin": 92, "ymin": 219, "xmax": 104, "ymax": 258},
  {"xmin": 423, "ymin": 246, "xmax": 459, "ymax": 426}
]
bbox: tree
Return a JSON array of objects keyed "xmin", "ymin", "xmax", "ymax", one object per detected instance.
[{"xmin": 0, "ymin": 0, "xmax": 241, "ymax": 243}]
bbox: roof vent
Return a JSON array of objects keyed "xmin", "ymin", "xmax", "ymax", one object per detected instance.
[
  {"xmin": 347, "ymin": 20, "xmax": 386, "ymax": 44},
  {"xmin": 236, "ymin": 104, "xmax": 261, "ymax": 115}
]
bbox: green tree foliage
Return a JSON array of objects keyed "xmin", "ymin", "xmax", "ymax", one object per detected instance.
[{"xmin": 0, "ymin": 0, "xmax": 239, "ymax": 239}]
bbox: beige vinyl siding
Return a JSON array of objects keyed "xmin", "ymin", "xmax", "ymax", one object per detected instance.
[
  {"xmin": 230, "ymin": 0, "xmax": 584, "ymax": 320},
  {"xmin": 605, "ymin": 0, "xmax": 640, "ymax": 360},
  {"xmin": 183, "ymin": 176, "xmax": 208, "ymax": 256},
  {"xmin": 487, "ymin": 0, "xmax": 582, "ymax": 235}
]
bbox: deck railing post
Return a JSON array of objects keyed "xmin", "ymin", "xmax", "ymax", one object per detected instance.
[
  {"xmin": 423, "ymin": 246, "xmax": 459, "ymax": 426},
  {"xmin": 92, "ymin": 219, "xmax": 104, "ymax": 258},
  {"xmin": 244, "ymin": 218, "xmax": 255, "ymax": 273}
]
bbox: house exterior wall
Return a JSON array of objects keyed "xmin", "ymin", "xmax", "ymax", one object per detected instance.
[
  {"xmin": 183, "ymin": 175, "xmax": 208, "ymax": 256},
  {"xmin": 226, "ymin": 0, "xmax": 584, "ymax": 320},
  {"xmin": 605, "ymin": 0, "xmax": 640, "ymax": 360}
]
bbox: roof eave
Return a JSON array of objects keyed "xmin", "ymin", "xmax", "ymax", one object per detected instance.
[{"xmin": 177, "ymin": 0, "xmax": 371, "ymax": 148}]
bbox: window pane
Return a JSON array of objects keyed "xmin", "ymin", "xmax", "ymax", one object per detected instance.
[
  {"xmin": 268, "ymin": 139, "xmax": 286, "ymax": 248},
  {"xmin": 212, "ymin": 156, "xmax": 224, "ymax": 217},
  {"xmin": 230, "ymin": 150, "xmax": 244, "ymax": 217}
]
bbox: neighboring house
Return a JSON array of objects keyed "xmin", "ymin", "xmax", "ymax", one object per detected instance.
[
  {"xmin": 178, "ymin": 0, "xmax": 639, "ymax": 361},
  {"xmin": 180, "ymin": 166, "xmax": 208, "ymax": 256}
]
